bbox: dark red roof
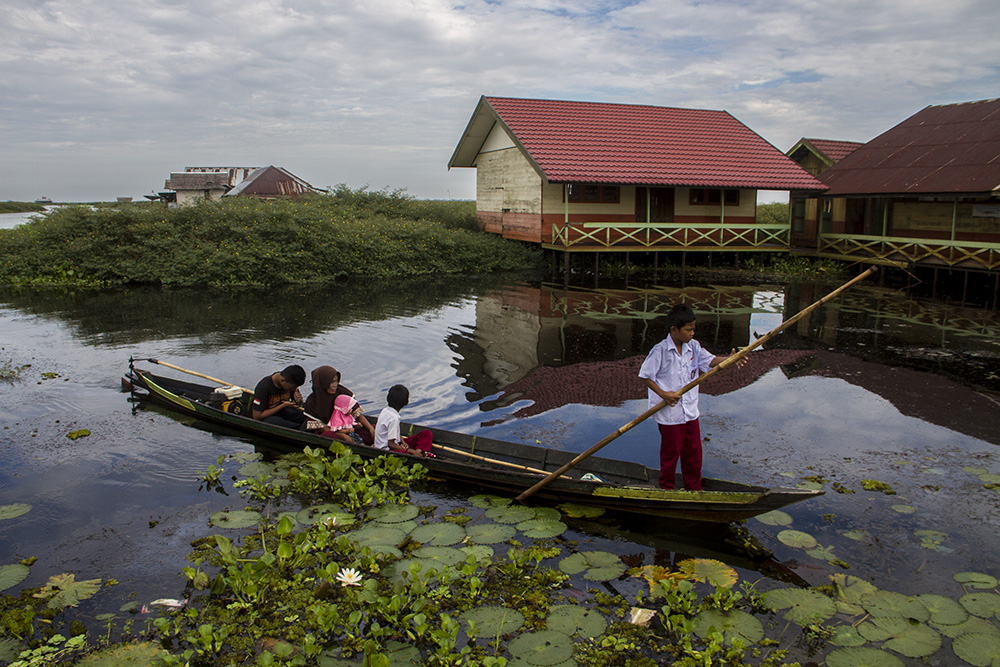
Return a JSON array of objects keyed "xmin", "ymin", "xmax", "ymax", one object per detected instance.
[
  {"xmin": 821, "ymin": 98, "xmax": 1000, "ymax": 195},
  {"xmin": 479, "ymin": 97, "xmax": 826, "ymax": 191},
  {"xmin": 802, "ymin": 139, "xmax": 864, "ymax": 163}
]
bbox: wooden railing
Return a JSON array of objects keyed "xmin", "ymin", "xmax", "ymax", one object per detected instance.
[
  {"xmin": 817, "ymin": 234, "xmax": 1000, "ymax": 270},
  {"xmin": 548, "ymin": 222, "xmax": 788, "ymax": 250}
]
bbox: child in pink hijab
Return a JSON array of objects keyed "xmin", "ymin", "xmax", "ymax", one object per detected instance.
[{"xmin": 323, "ymin": 393, "xmax": 375, "ymax": 445}]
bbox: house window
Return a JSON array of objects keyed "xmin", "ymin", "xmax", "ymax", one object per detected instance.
[
  {"xmin": 689, "ymin": 189, "xmax": 740, "ymax": 206},
  {"xmin": 565, "ymin": 184, "xmax": 620, "ymax": 203}
]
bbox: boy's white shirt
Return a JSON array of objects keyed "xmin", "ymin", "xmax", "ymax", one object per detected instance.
[
  {"xmin": 373, "ymin": 405, "xmax": 400, "ymax": 450},
  {"xmin": 638, "ymin": 335, "xmax": 714, "ymax": 425}
]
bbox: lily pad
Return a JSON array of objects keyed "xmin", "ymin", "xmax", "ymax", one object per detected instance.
[
  {"xmin": 237, "ymin": 462, "xmax": 276, "ymax": 478},
  {"xmin": 829, "ymin": 624, "xmax": 868, "ymax": 647},
  {"xmin": 469, "ymin": 494, "xmax": 512, "ymax": 509},
  {"xmin": 507, "ymin": 630, "xmax": 574, "ymax": 666},
  {"xmin": 677, "ymin": 558, "xmax": 738, "ymax": 588},
  {"xmin": 347, "ymin": 525, "xmax": 408, "ymax": 548},
  {"xmin": 0, "ymin": 564, "xmax": 30, "ymax": 592},
  {"xmin": 66, "ymin": 429, "xmax": 90, "ymax": 440},
  {"xmin": 486, "ymin": 505, "xmax": 537, "ymax": 524},
  {"xmin": 777, "ymin": 529, "xmax": 817, "ymax": 548},
  {"xmin": 0, "ymin": 638, "xmax": 25, "ymax": 663},
  {"xmin": 916, "ymin": 593, "xmax": 969, "ymax": 626},
  {"xmin": 33, "ymin": 573, "xmax": 102, "ymax": 610},
  {"xmin": 209, "ymin": 510, "xmax": 261, "ymax": 529},
  {"xmin": 963, "ymin": 466, "xmax": 989, "ymax": 475},
  {"xmin": 516, "ymin": 518, "xmax": 567, "ymax": 539},
  {"xmin": 364, "ymin": 544, "xmax": 403, "ymax": 559},
  {"xmin": 0, "ymin": 503, "xmax": 31, "ymax": 520},
  {"xmin": 933, "ymin": 615, "xmax": 1000, "ymax": 639},
  {"xmin": 460, "ymin": 606, "xmax": 525, "ymax": 638},
  {"xmin": 806, "ymin": 544, "xmax": 840, "ymax": 562},
  {"xmin": 953, "ymin": 632, "xmax": 1000, "ymax": 667},
  {"xmin": 961, "ymin": 592, "xmax": 1000, "ymax": 619},
  {"xmin": 692, "ymin": 609, "xmax": 764, "ymax": 646},
  {"xmin": 832, "ymin": 574, "xmax": 879, "ymax": 606},
  {"xmin": 466, "ymin": 523, "xmax": 516, "ymax": 544},
  {"xmin": 841, "ymin": 529, "xmax": 870, "ymax": 542},
  {"xmin": 368, "ymin": 504, "xmax": 420, "ymax": 524},
  {"xmin": 955, "ymin": 572, "xmax": 999, "ymax": 590},
  {"xmin": 890, "ymin": 504, "xmax": 916, "ymax": 514},
  {"xmin": 461, "ymin": 545, "xmax": 495, "ymax": 561},
  {"xmin": 762, "ymin": 588, "xmax": 837, "ymax": 625},
  {"xmin": 547, "ymin": 604, "xmax": 607, "ymax": 638},
  {"xmin": 410, "ymin": 546, "xmax": 466, "ymax": 567},
  {"xmin": 754, "ymin": 510, "xmax": 793, "ymax": 526},
  {"xmin": 858, "ymin": 617, "xmax": 941, "ymax": 657},
  {"xmin": 76, "ymin": 641, "xmax": 162, "ymax": 666},
  {"xmin": 295, "ymin": 504, "xmax": 343, "ymax": 525},
  {"xmin": 410, "ymin": 522, "xmax": 466, "ymax": 546},
  {"xmin": 861, "ymin": 591, "xmax": 931, "ymax": 621},
  {"xmin": 979, "ymin": 473, "xmax": 1000, "ymax": 484},
  {"xmin": 825, "ymin": 646, "xmax": 904, "ymax": 667},
  {"xmin": 559, "ymin": 551, "xmax": 626, "ymax": 581}
]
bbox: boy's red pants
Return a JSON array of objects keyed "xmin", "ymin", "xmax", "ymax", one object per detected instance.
[
  {"xmin": 404, "ymin": 429, "xmax": 433, "ymax": 454},
  {"xmin": 657, "ymin": 419, "xmax": 703, "ymax": 490}
]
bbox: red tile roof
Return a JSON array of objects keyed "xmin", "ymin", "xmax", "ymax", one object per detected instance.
[
  {"xmin": 801, "ymin": 139, "xmax": 864, "ymax": 163},
  {"xmin": 822, "ymin": 98, "xmax": 1000, "ymax": 195},
  {"xmin": 456, "ymin": 96, "xmax": 826, "ymax": 191}
]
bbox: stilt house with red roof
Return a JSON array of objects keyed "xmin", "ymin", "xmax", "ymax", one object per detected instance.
[
  {"xmin": 449, "ymin": 96, "xmax": 826, "ymax": 263},
  {"xmin": 789, "ymin": 99, "xmax": 1000, "ymax": 279},
  {"xmin": 785, "ymin": 138, "xmax": 864, "ymax": 247}
]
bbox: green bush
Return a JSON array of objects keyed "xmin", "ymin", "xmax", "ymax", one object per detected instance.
[
  {"xmin": 0, "ymin": 190, "xmax": 537, "ymax": 287},
  {"xmin": 755, "ymin": 202, "xmax": 789, "ymax": 226},
  {"xmin": 0, "ymin": 201, "xmax": 46, "ymax": 214}
]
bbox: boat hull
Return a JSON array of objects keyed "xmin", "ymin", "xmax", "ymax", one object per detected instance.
[{"xmin": 124, "ymin": 367, "xmax": 822, "ymax": 522}]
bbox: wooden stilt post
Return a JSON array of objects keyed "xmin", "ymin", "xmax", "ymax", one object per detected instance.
[
  {"xmin": 962, "ymin": 270, "xmax": 969, "ymax": 306},
  {"xmin": 563, "ymin": 251, "xmax": 570, "ymax": 289},
  {"xmin": 933, "ymin": 267, "xmax": 939, "ymax": 298},
  {"xmin": 993, "ymin": 272, "xmax": 999, "ymax": 311}
]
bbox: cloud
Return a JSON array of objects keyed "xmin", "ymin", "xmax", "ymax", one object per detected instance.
[{"xmin": 1, "ymin": 0, "xmax": 997, "ymax": 201}]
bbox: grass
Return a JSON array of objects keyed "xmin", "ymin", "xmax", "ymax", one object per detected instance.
[
  {"xmin": 0, "ymin": 202, "xmax": 47, "ymax": 214},
  {"xmin": 0, "ymin": 187, "xmax": 539, "ymax": 287}
]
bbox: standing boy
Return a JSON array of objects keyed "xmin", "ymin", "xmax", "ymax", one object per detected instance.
[{"xmin": 639, "ymin": 304, "xmax": 741, "ymax": 490}]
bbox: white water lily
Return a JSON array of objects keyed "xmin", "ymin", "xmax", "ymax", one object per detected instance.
[
  {"xmin": 321, "ymin": 515, "xmax": 338, "ymax": 528},
  {"xmin": 335, "ymin": 567, "xmax": 363, "ymax": 587}
]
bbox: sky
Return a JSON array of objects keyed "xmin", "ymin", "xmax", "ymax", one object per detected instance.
[{"xmin": 2, "ymin": 0, "xmax": 998, "ymax": 203}]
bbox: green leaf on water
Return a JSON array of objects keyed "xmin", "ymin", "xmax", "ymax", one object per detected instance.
[
  {"xmin": 754, "ymin": 510, "xmax": 792, "ymax": 526},
  {"xmin": 469, "ymin": 494, "xmax": 512, "ymax": 509},
  {"xmin": 209, "ymin": 510, "xmax": 261, "ymax": 529},
  {"xmin": 915, "ymin": 593, "xmax": 969, "ymax": 626},
  {"xmin": 559, "ymin": 551, "xmax": 626, "ymax": 581},
  {"xmin": 961, "ymin": 592, "xmax": 1000, "ymax": 619},
  {"xmin": 691, "ymin": 609, "xmax": 764, "ymax": 645},
  {"xmin": 33, "ymin": 573, "xmax": 102, "ymax": 610},
  {"xmin": 953, "ymin": 632, "xmax": 1000, "ymax": 667},
  {"xmin": 933, "ymin": 615, "xmax": 1000, "ymax": 638},
  {"xmin": 346, "ymin": 524, "xmax": 407, "ymax": 548},
  {"xmin": 486, "ymin": 505, "xmax": 537, "ymax": 524},
  {"xmin": 861, "ymin": 591, "xmax": 931, "ymax": 621},
  {"xmin": 825, "ymin": 646, "xmax": 904, "ymax": 667},
  {"xmin": 955, "ymin": 572, "xmax": 999, "ymax": 590},
  {"xmin": 547, "ymin": 604, "xmax": 607, "ymax": 638},
  {"xmin": 461, "ymin": 544, "xmax": 494, "ymax": 561},
  {"xmin": 829, "ymin": 624, "xmax": 868, "ymax": 647},
  {"xmin": 237, "ymin": 462, "xmax": 275, "ymax": 478},
  {"xmin": 962, "ymin": 466, "xmax": 988, "ymax": 475},
  {"xmin": 296, "ymin": 504, "xmax": 343, "ymax": 525},
  {"xmin": 979, "ymin": 473, "xmax": 1000, "ymax": 485},
  {"xmin": 76, "ymin": 641, "xmax": 162, "ymax": 667},
  {"xmin": 777, "ymin": 529, "xmax": 817, "ymax": 548},
  {"xmin": 890, "ymin": 504, "xmax": 916, "ymax": 514},
  {"xmin": 66, "ymin": 429, "xmax": 90, "ymax": 440},
  {"xmin": 460, "ymin": 605, "xmax": 525, "ymax": 638},
  {"xmin": 507, "ymin": 630, "xmax": 574, "ymax": 666},
  {"xmin": 367, "ymin": 503, "xmax": 419, "ymax": 524},
  {"xmin": 677, "ymin": 558, "xmax": 738, "ymax": 588},
  {"xmin": 410, "ymin": 546, "xmax": 466, "ymax": 567},
  {"xmin": 0, "ymin": 504, "xmax": 31, "ymax": 520},
  {"xmin": 466, "ymin": 523, "xmax": 516, "ymax": 545},
  {"xmin": 0, "ymin": 564, "xmax": 30, "ymax": 592},
  {"xmin": 857, "ymin": 617, "xmax": 941, "ymax": 657},
  {"xmin": 832, "ymin": 574, "xmax": 879, "ymax": 606},
  {"xmin": 806, "ymin": 544, "xmax": 840, "ymax": 562},
  {"xmin": 762, "ymin": 588, "xmax": 837, "ymax": 625},
  {"xmin": 516, "ymin": 518, "xmax": 567, "ymax": 539},
  {"xmin": 841, "ymin": 529, "xmax": 870, "ymax": 542},
  {"xmin": 410, "ymin": 522, "xmax": 465, "ymax": 546}
]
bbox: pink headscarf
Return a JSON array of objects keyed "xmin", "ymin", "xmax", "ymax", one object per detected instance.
[{"xmin": 327, "ymin": 394, "xmax": 358, "ymax": 430}]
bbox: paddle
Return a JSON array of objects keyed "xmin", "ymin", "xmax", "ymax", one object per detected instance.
[
  {"xmin": 142, "ymin": 359, "xmax": 326, "ymax": 423},
  {"xmin": 515, "ymin": 266, "xmax": 878, "ymax": 502}
]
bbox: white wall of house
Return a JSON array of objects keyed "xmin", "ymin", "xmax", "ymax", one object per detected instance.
[
  {"xmin": 175, "ymin": 188, "xmax": 228, "ymax": 207},
  {"xmin": 475, "ymin": 135, "xmax": 542, "ymax": 216}
]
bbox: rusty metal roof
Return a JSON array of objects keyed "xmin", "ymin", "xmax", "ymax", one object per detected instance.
[
  {"xmin": 225, "ymin": 166, "xmax": 319, "ymax": 197},
  {"xmin": 450, "ymin": 96, "xmax": 827, "ymax": 191},
  {"xmin": 821, "ymin": 98, "xmax": 1000, "ymax": 196},
  {"xmin": 788, "ymin": 138, "xmax": 864, "ymax": 166}
]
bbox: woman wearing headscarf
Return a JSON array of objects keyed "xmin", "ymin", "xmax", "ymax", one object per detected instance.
[{"xmin": 303, "ymin": 366, "xmax": 353, "ymax": 424}]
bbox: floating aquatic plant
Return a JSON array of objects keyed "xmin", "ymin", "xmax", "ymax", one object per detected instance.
[
  {"xmin": 953, "ymin": 632, "xmax": 1000, "ymax": 667},
  {"xmin": 955, "ymin": 572, "xmax": 999, "ymax": 590},
  {"xmin": 368, "ymin": 503, "xmax": 420, "ymax": 524},
  {"xmin": 559, "ymin": 551, "xmax": 625, "ymax": 581},
  {"xmin": 75, "ymin": 641, "xmax": 162, "ymax": 666},
  {"xmin": 516, "ymin": 518, "xmax": 567, "ymax": 539},
  {"xmin": 858, "ymin": 616, "xmax": 942, "ymax": 657},
  {"xmin": 459, "ymin": 605, "xmax": 525, "ymax": 638},
  {"xmin": 890, "ymin": 504, "xmax": 916, "ymax": 514},
  {"xmin": 960, "ymin": 592, "xmax": 1000, "ymax": 619},
  {"xmin": 776, "ymin": 528, "xmax": 817, "ymax": 548},
  {"xmin": 209, "ymin": 509, "xmax": 261, "ymax": 529},
  {"xmin": 410, "ymin": 522, "xmax": 465, "ymax": 546},
  {"xmin": 66, "ymin": 429, "xmax": 90, "ymax": 440},
  {"xmin": 825, "ymin": 646, "xmax": 904, "ymax": 667},
  {"xmin": 763, "ymin": 587, "xmax": 837, "ymax": 624},
  {"xmin": 861, "ymin": 479, "xmax": 896, "ymax": 495},
  {"xmin": 754, "ymin": 509, "xmax": 792, "ymax": 526},
  {"xmin": 828, "ymin": 624, "xmax": 867, "ymax": 647},
  {"xmin": 469, "ymin": 494, "xmax": 511, "ymax": 508},
  {"xmin": 914, "ymin": 593, "xmax": 969, "ymax": 626},
  {"xmin": 485, "ymin": 505, "xmax": 536, "ymax": 524},
  {"xmin": 466, "ymin": 523, "xmax": 516, "ymax": 544},
  {"xmin": 677, "ymin": 558, "xmax": 738, "ymax": 588},
  {"xmin": 506, "ymin": 630, "xmax": 574, "ymax": 666},
  {"xmin": 861, "ymin": 590, "xmax": 931, "ymax": 621},
  {"xmin": 33, "ymin": 573, "xmax": 102, "ymax": 610},
  {"xmin": 691, "ymin": 609, "xmax": 764, "ymax": 646},
  {"xmin": 556, "ymin": 503, "xmax": 604, "ymax": 518},
  {"xmin": 546, "ymin": 604, "xmax": 607, "ymax": 638},
  {"xmin": 0, "ymin": 563, "xmax": 30, "ymax": 592},
  {"xmin": 0, "ymin": 503, "xmax": 31, "ymax": 520}
]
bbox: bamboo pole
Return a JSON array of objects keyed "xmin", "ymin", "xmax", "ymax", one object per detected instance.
[
  {"xmin": 515, "ymin": 266, "xmax": 878, "ymax": 502},
  {"xmin": 431, "ymin": 443, "xmax": 570, "ymax": 478}
]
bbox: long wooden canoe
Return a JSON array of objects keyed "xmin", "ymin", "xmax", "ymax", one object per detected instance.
[{"xmin": 123, "ymin": 365, "xmax": 823, "ymax": 522}]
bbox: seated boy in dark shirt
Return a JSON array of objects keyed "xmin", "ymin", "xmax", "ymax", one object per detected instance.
[{"xmin": 251, "ymin": 365, "xmax": 315, "ymax": 430}]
